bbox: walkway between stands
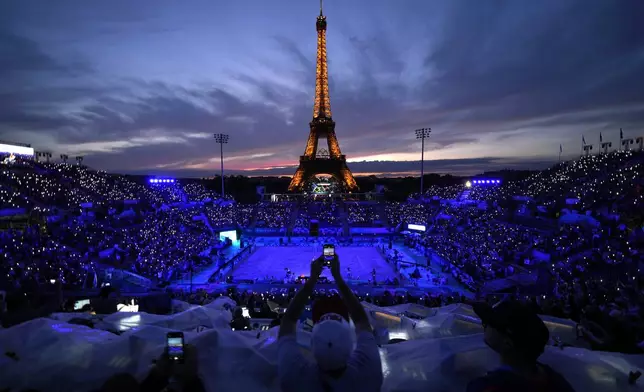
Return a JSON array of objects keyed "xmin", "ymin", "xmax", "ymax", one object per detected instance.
[
  {"xmin": 393, "ymin": 243, "xmax": 473, "ymax": 297},
  {"xmin": 171, "ymin": 244, "xmax": 241, "ymax": 287}
]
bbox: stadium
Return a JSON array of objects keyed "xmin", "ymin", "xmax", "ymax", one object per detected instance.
[
  {"xmin": 2, "ymin": 1, "xmax": 644, "ymax": 392},
  {"xmin": 3, "ymin": 133, "xmax": 644, "ymax": 391}
]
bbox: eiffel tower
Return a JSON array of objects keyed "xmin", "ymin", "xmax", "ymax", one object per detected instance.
[{"xmin": 288, "ymin": 1, "xmax": 359, "ymax": 193}]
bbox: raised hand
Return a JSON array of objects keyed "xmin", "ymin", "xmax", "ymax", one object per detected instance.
[
  {"xmin": 310, "ymin": 256, "xmax": 325, "ymax": 281},
  {"xmin": 330, "ymin": 254, "xmax": 341, "ymax": 279}
]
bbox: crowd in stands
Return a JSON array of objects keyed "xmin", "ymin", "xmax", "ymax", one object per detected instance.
[
  {"xmin": 0, "ymin": 155, "xmax": 236, "ymax": 294},
  {"xmin": 347, "ymin": 202, "xmax": 382, "ymax": 226},
  {"xmin": 303, "ymin": 200, "xmax": 342, "ymax": 226},
  {"xmin": 171, "ymin": 286, "xmax": 470, "ymax": 327},
  {"xmin": 255, "ymin": 202, "xmax": 292, "ymax": 229},
  {"xmin": 0, "ymin": 156, "xmax": 225, "ymax": 210},
  {"xmin": 417, "ymin": 184, "xmax": 464, "ymax": 201},
  {"xmin": 386, "ymin": 202, "xmax": 435, "ymax": 227},
  {"xmin": 0, "ymin": 207, "xmax": 220, "ymax": 292},
  {"xmin": 406, "ymin": 151, "xmax": 644, "ymax": 353},
  {"xmin": 204, "ymin": 204, "xmax": 254, "ymax": 227},
  {"xmin": 2, "ymin": 149, "xmax": 644, "ymax": 356}
]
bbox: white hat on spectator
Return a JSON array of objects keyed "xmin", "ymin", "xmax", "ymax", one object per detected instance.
[{"xmin": 311, "ymin": 313, "xmax": 353, "ymax": 371}]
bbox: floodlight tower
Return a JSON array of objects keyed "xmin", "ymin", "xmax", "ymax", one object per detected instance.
[
  {"xmin": 600, "ymin": 142, "xmax": 612, "ymax": 154},
  {"xmin": 415, "ymin": 128, "xmax": 432, "ymax": 195},
  {"xmin": 214, "ymin": 133, "xmax": 229, "ymax": 198}
]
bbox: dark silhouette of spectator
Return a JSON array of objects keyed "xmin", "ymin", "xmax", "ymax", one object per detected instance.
[
  {"xmin": 230, "ymin": 307, "xmax": 250, "ymax": 330},
  {"xmin": 99, "ymin": 344, "xmax": 204, "ymax": 392},
  {"xmin": 467, "ymin": 301, "xmax": 576, "ymax": 392}
]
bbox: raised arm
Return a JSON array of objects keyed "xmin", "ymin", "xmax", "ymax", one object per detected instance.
[
  {"xmin": 278, "ymin": 257, "xmax": 324, "ymax": 338},
  {"xmin": 330, "ymin": 255, "xmax": 372, "ymax": 332}
]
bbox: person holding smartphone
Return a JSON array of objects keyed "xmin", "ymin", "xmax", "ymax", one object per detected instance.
[
  {"xmin": 277, "ymin": 253, "xmax": 383, "ymax": 392},
  {"xmin": 141, "ymin": 340, "xmax": 205, "ymax": 392},
  {"xmin": 100, "ymin": 334, "xmax": 205, "ymax": 392}
]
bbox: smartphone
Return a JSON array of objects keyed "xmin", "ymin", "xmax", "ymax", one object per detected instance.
[
  {"xmin": 166, "ymin": 332, "xmax": 185, "ymax": 363},
  {"xmin": 323, "ymin": 244, "xmax": 334, "ymax": 265}
]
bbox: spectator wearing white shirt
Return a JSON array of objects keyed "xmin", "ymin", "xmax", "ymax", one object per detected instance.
[{"xmin": 277, "ymin": 255, "xmax": 383, "ymax": 392}]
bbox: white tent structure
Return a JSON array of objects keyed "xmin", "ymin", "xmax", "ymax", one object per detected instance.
[{"xmin": 1, "ymin": 298, "xmax": 642, "ymax": 392}]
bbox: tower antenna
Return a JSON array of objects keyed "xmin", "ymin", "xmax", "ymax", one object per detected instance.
[{"xmin": 320, "ymin": 0, "xmax": 323, "ymax": 16}]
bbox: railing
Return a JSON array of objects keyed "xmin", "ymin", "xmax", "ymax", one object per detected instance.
[
  {"xmin": 262, "ymin": 192, "xmax": 384, "ymax": 202},
  {"xmin": 104, "ymin": 268, "xmax": 152, "ymax": 289},
  {"xmin": 207, "ymin": 245, "xmax": 256, "ymax": 282}
]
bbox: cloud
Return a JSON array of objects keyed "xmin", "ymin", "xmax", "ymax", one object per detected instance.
[
  {"xmin": 424, "ymin": 0, "xmax": 644, "ymax": 120},
  {"xmin": 1, "ymin": 0, "xmax": 643, "ymax": 178}
]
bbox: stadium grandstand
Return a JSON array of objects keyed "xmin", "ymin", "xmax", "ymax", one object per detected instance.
[{"xmin": 1, "ymin": 143, "xmax": 643, "ymax": 391}]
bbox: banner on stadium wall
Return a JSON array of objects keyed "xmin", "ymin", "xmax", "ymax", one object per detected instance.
[
  {"xmin": 531, "ymin": 250, "xmax": 551, "ymax": 262},
  {"xmin": 407, "ymin": 224, "xmax": 426, "ymax": 232},
  {"xmin": 0, "ymin": 208, "xmax": 26, "ymax": 217},
  {"xmin": 254, "ymin": 227, "xmax": 284, "ymax": 234}
]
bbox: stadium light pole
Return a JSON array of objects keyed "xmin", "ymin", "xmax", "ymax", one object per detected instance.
[
  {"xmin": 214, "ymin": 133, "xmax": 229, "ymax": 198},
  {"xmin": 415, "ymin": 128, "xmax": 432, "ymax": 195}
]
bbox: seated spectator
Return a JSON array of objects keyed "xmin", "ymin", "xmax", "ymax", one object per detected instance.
[
  {"xmin": 277, "ymin": 255, "xmax": 382, "ymax": 392},
  {"xmin": 467, "ymin": 301, "xmax": 575, "ymax": 392}
]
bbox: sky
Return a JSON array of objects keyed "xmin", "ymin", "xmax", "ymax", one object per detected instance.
[{"xmin": 1, "ymin": 0, "xmax": 643, "ymax": 177}]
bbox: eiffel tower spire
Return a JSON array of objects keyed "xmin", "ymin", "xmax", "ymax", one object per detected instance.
[{"xmin": 313, "ymin": 0, "xmax": 331, "ymax": 119}]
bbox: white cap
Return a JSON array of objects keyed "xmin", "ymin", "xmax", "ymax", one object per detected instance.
[{"xmin": 311, "ymin": 313, "xmax": 353, "ymax": 371}]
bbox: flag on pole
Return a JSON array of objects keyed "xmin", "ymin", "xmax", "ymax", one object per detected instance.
[
  {"xmin": 620, "ymin": 128, "xmax": 623, "ymax": 139},
  {"xmin": 600, "ymin": 132, "xmax": 603, "ymax": 143},
  {"xmin": 582, "ymin": 135, "xmax": 586, "ymax": 145},
  {"xmin": 559, "ymin": 144, "xmax": 563, "ymax": 153}
]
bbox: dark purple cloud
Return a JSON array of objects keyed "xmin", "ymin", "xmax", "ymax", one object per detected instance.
[{"xmin": 0, "ymin": 0, "xmax": 642, "ymax": 177}]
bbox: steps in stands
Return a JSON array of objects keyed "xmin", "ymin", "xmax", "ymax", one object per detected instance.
[
  {"xmin": 377, "ymin": 202, "xmax": 390, "ymax": 228},
  {"xmin": 248, "ymin": 204, "xmax": 260, "ymax": 229},
  {"xmin": 286, "ymin": 202, "xmax": 301, "ymax": 236}
]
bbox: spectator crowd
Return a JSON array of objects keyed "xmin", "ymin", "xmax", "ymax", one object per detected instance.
[{"xmin": 2, "ymin": 150, "xmax": 644, "ymax": 355}]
